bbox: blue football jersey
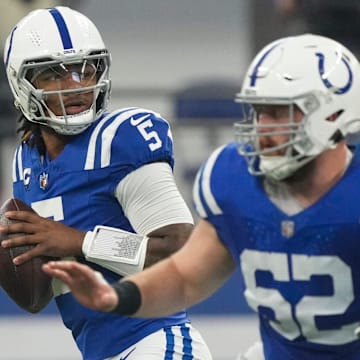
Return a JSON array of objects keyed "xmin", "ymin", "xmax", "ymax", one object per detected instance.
[
  {"xmin": 194, "ymin": 142, "xmax": 360, "ymax": 360},
  {"xmin": 12, "ymin": 107, "xmax": 189, "ymax": 360}
]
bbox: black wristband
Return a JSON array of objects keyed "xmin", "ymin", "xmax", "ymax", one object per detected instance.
[{"xmin": 111, "ymin": 280, "xmax": 142, "ymax": 315}]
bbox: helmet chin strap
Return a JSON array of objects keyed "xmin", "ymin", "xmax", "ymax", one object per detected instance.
[
  {"xmin": 259, "ymin": 156, "xmax": 297, "ymax": 181},
  {"xmin": 46, "ymin": 106, "xmax": 95, "ymax": 135},
  {"xmin": 259, "ymin": 155, "xmax": 314, "ymax": 181}
]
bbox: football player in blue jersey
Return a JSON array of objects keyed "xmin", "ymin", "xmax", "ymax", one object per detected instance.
[
  {"xmin": 0, "ymin": 6, "xmax": 212, "ymax": 360},
  {"xmin": 44, "ymin": 33, "xmax": 360, "ymax": 360}
]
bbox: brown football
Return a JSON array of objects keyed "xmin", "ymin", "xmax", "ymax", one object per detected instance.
[{"xmin": 0, "ymin": 198, "xmax": 53, "ymax": 313}]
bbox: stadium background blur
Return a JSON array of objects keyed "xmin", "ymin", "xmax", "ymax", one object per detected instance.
[{"xmin": 0, "ymin": 1, "xmax": 359, "ymax": 359}]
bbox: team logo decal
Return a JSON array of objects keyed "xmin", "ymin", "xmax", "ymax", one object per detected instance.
[
  {"xmin": 248, "ymin": 41, "xmax": 283, "ymax": 87},
  {"xmin": 281, "ymin": 220, "xmax": 295, "ymax": 238},
  {"xmin": 316, "ymin": 52, "xmax": 353, "ymax": 94},
  {"xmin": 39, "ymin": 172, "xmax": 49, "ymax": 190}
]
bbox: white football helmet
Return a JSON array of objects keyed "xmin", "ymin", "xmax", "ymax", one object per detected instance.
[
  {"xmin": 235, "ymin": 34, "xmax": 360, "ymax": 180},
  {"xmin": 4, "ymin": 6, "xmax": 111, "ymax": 135}
]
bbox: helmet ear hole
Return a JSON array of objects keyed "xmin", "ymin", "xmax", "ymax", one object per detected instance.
[
  {"xmin": 325, "ymin": 110, "xmax": 343, "ymax": 122},
  {"xmin": 330, "ymin": 129, "xmax": 344, "ymax": 143}
]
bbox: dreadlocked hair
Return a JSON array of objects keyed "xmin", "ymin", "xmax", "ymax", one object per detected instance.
[{"xmin": 17, "ymin": 115, "xmax": 46, "ymax": 155}]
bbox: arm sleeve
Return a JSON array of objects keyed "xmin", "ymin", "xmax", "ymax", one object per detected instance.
[{"xmin": 115, "ymin": 162, "xmax": 193, "ymax": 235}]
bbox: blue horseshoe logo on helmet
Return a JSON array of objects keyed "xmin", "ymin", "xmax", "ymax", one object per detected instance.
[{"xmin": 316, "ymin": 52, "xmax": 353, "ymax": 94}]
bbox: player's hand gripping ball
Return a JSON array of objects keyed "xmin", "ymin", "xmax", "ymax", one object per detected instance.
[{"xmin": 0, "ymin": 198, "xmax": 53, "ymax": 313}]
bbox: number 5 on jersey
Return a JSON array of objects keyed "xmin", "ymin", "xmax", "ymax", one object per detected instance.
[{"xmin": 130, "ymin": 115, "xmax": 162, "ymax": 151}]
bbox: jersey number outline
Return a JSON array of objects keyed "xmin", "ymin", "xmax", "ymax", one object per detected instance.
[
  {"xmin": 240, "ymin": 249, "xmax": 357, "ymax": 345},
  {"xmin": 130, "ymin": 115, "xmax": 162, "ymax": 151},
  {"xmin": 31, "ymin": 196, "xmax": 74, "ymax": 297},
  {"xmin": 31, "ymin": 196, "xmax": 64, "ymax": 221}
]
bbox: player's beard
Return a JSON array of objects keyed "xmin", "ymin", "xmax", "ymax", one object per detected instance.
[{"xmin": 281, "ymin": 156, "xmax": 317, "ymax": 185}]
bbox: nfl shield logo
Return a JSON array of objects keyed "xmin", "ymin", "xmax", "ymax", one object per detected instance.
[
  {"xmin": 39, "ymin": 172, "xmax": 49, "ymax": 190},
  {"xmin": 281, "ymin": 220, "xmax": 295, "ymax": 238}
]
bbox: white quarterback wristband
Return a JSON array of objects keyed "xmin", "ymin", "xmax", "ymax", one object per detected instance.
[{"xmin": 82, "ymin": 226, "xmax": 149, "ymax": 276}]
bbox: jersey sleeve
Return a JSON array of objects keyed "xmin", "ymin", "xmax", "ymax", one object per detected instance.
[
  {"xmin": 192, "ymin": 145, "xmax": 227, "ymax": 219},
  {"xmin": 115, "ymin": 162, "xmax": 193, "ymax": 235},
  {"xmin": 96, "ymin": 108, "xmax": 174, "ymax": 172},
  {"xmin": 192, "ymin": 142, "xmax": 249, "ymax": 221}
]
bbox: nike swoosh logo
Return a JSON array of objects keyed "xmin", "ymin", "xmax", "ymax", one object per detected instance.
[
  {"xmin": 119, "ymin": 347, "xmax": 136, "ymax": 360},
  {"xmin": 130, "ymin": 114, "xmax": 150, "ymax": 126}
]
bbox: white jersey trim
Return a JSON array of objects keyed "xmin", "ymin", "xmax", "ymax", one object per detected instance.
[
  {"xmin": 115, "ymin": 162, "xmax": 193, "ymax": 235},
  {"xmin": 84, "ymin": 109, "xmax": 123, "ymax": 170},
  {"xmin": 13, "ymin": 145, "xmax": 23, "ymax": 182},
  {"xmin": 194, "ymin": 145, "xmax": 224, "ymax": 218},
  {"xmin": 193, "ymin": 168, "xmax": 207, "ymax": 218}
]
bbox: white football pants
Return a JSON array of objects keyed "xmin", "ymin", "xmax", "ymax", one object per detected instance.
[{"xmin": 105, "ymin": 323, "xmax": 213, "ymax": 360}]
